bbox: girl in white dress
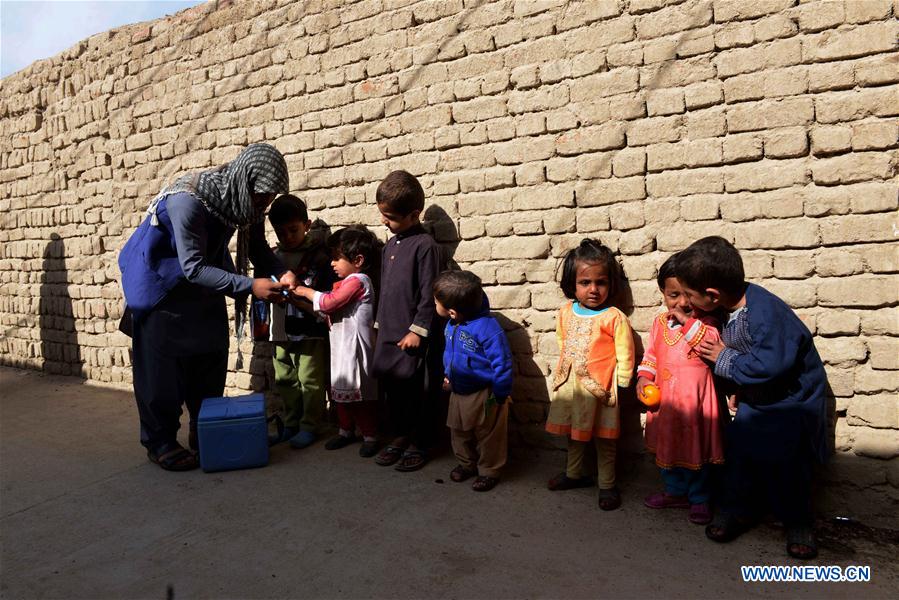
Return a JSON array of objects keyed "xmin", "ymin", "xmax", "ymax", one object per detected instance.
[{"xmin": 292, "ymin": 227, "xmax": 382, "ymax": 457}]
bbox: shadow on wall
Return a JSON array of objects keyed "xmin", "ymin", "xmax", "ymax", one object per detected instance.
[
  {"xmin": 39, "ymin": 233, "xmax": 83, "ymax": 377},
  {"xmin": 423, "ymin": 205, "xmax": 460, "ymax": 270}
]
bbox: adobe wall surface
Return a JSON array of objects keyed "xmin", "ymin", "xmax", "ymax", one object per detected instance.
[{"xmin": 0, "ymin": 1, "xmax": 896, "ymax": 487}]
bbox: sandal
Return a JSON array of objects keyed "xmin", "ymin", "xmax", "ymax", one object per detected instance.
[
  {"xmin": 598, "ymin": 487, "xmax": 621, "ymax": 511},
  {"xmin": 324, "ymin": 434, "xmax": 357, "ymax": 450},
  {"xmin": 644, "ymin": 492, "xmax": 690, "ymax": 509},
  {"xmin": 450, "ymin": 465, "xmax": 477, "ymax": 482},
  {"xmin": 374, "ymin": 445, "xmax": 406, "ymax": 466},
  {"xmin": 705, "ymin": 513, "xmax": 754, "ymax": 543},
  {"xmin": 147, "ymin": 443, "xmax": 198, "ymax": 472},
  {"xmin": 547, "ymin": 472, "xmax": 595, "ymax": 491},
  {"xmin": 359, "ymin": 440, "xmax": 380, "ymax": 458},
  {"xmin": 394, "ymin": 449, "xmax": 428, "ymax": 472},
  {"xmin": 786, "ymin": 526, "xmax": 818, "ymax": 560},
  {"xmin": 471, "ymin": 476, "xmax": 499, "ymax": 492},
  {"xmin": 689, "ymin": 503, "xmax": 713, "ymax": 525}
]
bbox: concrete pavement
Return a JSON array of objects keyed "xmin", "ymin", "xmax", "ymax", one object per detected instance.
[{"xmin": 1, "ymin": 367, "xmax": 896, "ymax": 599}]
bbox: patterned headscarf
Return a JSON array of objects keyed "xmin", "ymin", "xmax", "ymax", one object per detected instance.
[{"xmin": 147, "ymin": 143, "xmax": 289, "ymax": 357}]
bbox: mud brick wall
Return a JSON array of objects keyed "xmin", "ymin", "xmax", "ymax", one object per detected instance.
[{"xmin": 1, "ymin": 1, "xmax": 896, "ymax": 474}]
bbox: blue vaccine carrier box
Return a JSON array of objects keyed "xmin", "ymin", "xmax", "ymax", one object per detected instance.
[{"xmin": 197, "ymin": 394, "xmax": 269, "ymax": 473}]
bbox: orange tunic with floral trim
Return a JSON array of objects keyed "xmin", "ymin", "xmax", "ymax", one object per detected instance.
[
  {"xmin": 639, "ymin": 312, "xmax": 726, "ymax": 469},
  {"xmin": 546, "ymin": 302, "xmax": 635, "ymax": 441}
]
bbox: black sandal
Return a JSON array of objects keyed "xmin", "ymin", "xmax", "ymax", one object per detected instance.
[
  {"xmin": 394, "ymin": 449, "xmax": 428, "ymax": 472},
  {"xmin": 374, "ymin": 445, "xmax": 406, "ymax": 466},
  {"xmin": 147, "ymin": 443, "xmax": 198, "ymax": 472},
  {"xmin": 472, "ymin": 476, "xmax": 499, "ymax": 492},
  {"xmin": 598, "ymin": 487, "xmax": 621, "ymax": 511},
  {"xmin": 450, "ymin": 465, "xmax": 476, "ymax": 482},
  {"xmin": 547, "ymin": 472, "xmax": 595, "ymax": 491},
  {"xmin": 705, "ymin": 513, "xmax": 754, "ymax": 543},
  {"xmin": 786, "ymin": 526, "xmax": 818, "ymax": 560}
]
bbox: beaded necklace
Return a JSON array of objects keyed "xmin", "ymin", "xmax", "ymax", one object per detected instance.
[{"xmin": 659, "ymin": 314, "xmax": 684, "ymax": 346}]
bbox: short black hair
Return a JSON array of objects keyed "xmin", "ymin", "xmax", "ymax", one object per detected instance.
[
  {"xmin": 326, "ymin": 226, "xmax": 381, "ymax": 274},
  {"xmin": 559, "ymin": 239, "xmax": 621, "ymax": 302},
  {"xmin": 268, "ymin": 194, "xmax": 308, "ymax": 226},
  {"xmin": 657, "ymin": 253, "xmax": 679, "ymax": 290},
  {"xmin": 677, "ymin": 236, "xmax": 745, "ymax": 297},
  {"xmin": 376, "ymin": 170, "xmax": 424, "ymax": 216},
  {"xmin": 433, "ymin": 270, "xmax": 484, "ymax": 318}
]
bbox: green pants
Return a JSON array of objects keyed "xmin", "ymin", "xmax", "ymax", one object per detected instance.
[{"xmin": 273, "ymin": 340, "xmax": 327, "ymax": 432}]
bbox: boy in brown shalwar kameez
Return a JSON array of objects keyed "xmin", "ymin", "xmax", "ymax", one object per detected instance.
[{"xmin": 371, "ymin": 171, "xmax": 444, "ymax": 472}]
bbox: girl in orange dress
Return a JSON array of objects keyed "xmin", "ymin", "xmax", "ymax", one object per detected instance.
[
  {"xmin": 545, "ymin": 239, "xmax": 635, "ymax": 511},
  {"xmin": 637, "ymin": 254, "xmax": 725, "ymax": 525}
]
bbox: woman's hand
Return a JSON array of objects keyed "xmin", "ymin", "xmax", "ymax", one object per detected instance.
[{"xmin": 252, "ymin": 278, "xmax": 286, "ymax": 302}]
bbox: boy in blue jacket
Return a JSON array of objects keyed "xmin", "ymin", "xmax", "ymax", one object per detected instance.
[
  {"xmin": 434, "ymin": 270, "xmax": 513, "ymax": 492},
  {"xmin": 677, "ymin": 236, "xmax": 827, "ymax": 560}
]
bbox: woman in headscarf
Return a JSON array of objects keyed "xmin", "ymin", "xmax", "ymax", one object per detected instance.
[{"xmin": 119, "ymin": 143, "xmax": 294, "ymax": 471}]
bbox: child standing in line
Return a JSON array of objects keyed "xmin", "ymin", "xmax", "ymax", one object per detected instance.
[
  {"xmin": 637, "ymin": 253, "xmax": 725, "ymax": 525},
  {"xmin": 292, "ymin": 227, "xmax": 382, "ymax": 457},
  {"xmin": 677, "ymin": 236, "xmax": 827, "ymax": 560},
  {"xmin": 266, "ymin": 195, "xmax": 335, "ymax": 449},
  {"xmin": 370, "ymin": 170, "xmax": 444, "ymax": 472},
  {"xmin": 546, "ymin": 239, "xmax": 635, "ymax": 511},
  {"xmin": 434, "ymin": 270, "xmax": 513, "ymax": 492}
]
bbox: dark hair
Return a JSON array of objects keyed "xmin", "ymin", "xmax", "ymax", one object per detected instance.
[
  {"xmin": 327, "ymin": 226, "xmax": 381, "ymax": 275},
  {"xmin": 676, "ymin": 236, "xmax": 745, "ymax": 296},
  {"xmin": 268, "ymin": 194, "xmax": 308, "ymax": 226},
  {"xmin": 657, "ymin": 253, "xmax": 679, "ymax": 290},
  {"xmin": 559, "ymin": 239, "xmax": 621, "ymax": 302},
  {"xmin": 376, "ymin": 170, "xmax": 424, "ymax": 216},
  {"xmin": 433, "ymin": 270, "xmax": 484, "ymax": 318}
]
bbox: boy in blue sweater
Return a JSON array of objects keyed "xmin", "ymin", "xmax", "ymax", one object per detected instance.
[{"xmin": 434, "ymin": 270, "xmax": 513, "ymax": 492}]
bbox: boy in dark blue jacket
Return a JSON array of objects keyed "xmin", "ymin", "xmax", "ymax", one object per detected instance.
[
  {"xmin": 677, "ymin": 236, "xmax": 827, "ymax": 560},
  {"xmin": 434, "ymin": 270, "xmax": 513, "ymax": 492}
]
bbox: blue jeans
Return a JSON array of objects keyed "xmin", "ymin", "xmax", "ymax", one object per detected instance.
[{"xmin": 661, "ymin": 465, "xmax": 711, "ymax": 504}]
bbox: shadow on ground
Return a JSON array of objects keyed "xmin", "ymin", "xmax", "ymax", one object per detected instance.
[{"xmin": 1, "ymin": 367, "xmax": 896, "ymax": 599}]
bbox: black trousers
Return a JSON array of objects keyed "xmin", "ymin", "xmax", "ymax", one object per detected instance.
[
  {"xmin": 381, "ymin": 338, "xmax": 445, "ymax": 450},
  {"xmin": 720, "ymin": 449, "xmax": 814, "ymax": 528},
  {"xmin": 132, "ymin": 290, "xmax": 228, "ymax": 453}
]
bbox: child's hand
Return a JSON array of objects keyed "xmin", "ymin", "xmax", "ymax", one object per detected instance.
[
  {"xmin": 278, "ymin": 270, "xmax": 298, "ymax": 290},
  {"xmin": 291, "ymin": 285, "xmax": 315, "ymax": 301},
  {"xmin": 397, "ymin": 331, "xmax": 421, "ymax": 351},
  {"xmin": 442, "ymin": 377, "xmax": 451, "ymax": 392},
  {"xmin": 698, "ymin": 338, "xmax": 725, "ymax": 363},
  {"xmin": 635, "ymin": 376, "xmax": 651, "ymax": 398},
  {"xmin": 728, "ymin": 395, "xmax": 739, "ymax": 412},
  {"xmin": 667, "ymin": 307, "xmax": 689, "ymax": 325}
]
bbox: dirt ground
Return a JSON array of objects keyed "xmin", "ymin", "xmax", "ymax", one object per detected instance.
[{"xmin": 1, "ymin": 366, "xmax": 896, "ymax": 599}]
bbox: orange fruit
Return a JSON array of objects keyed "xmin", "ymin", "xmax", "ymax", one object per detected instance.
[{"xmin": 640, "ymin": 383, "xmax": 661, "ymax": 407}]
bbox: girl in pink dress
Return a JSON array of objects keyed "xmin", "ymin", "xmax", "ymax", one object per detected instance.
[{"xmin": 637, "ymin": 254, "xmax": 725, "ymax": 524}]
